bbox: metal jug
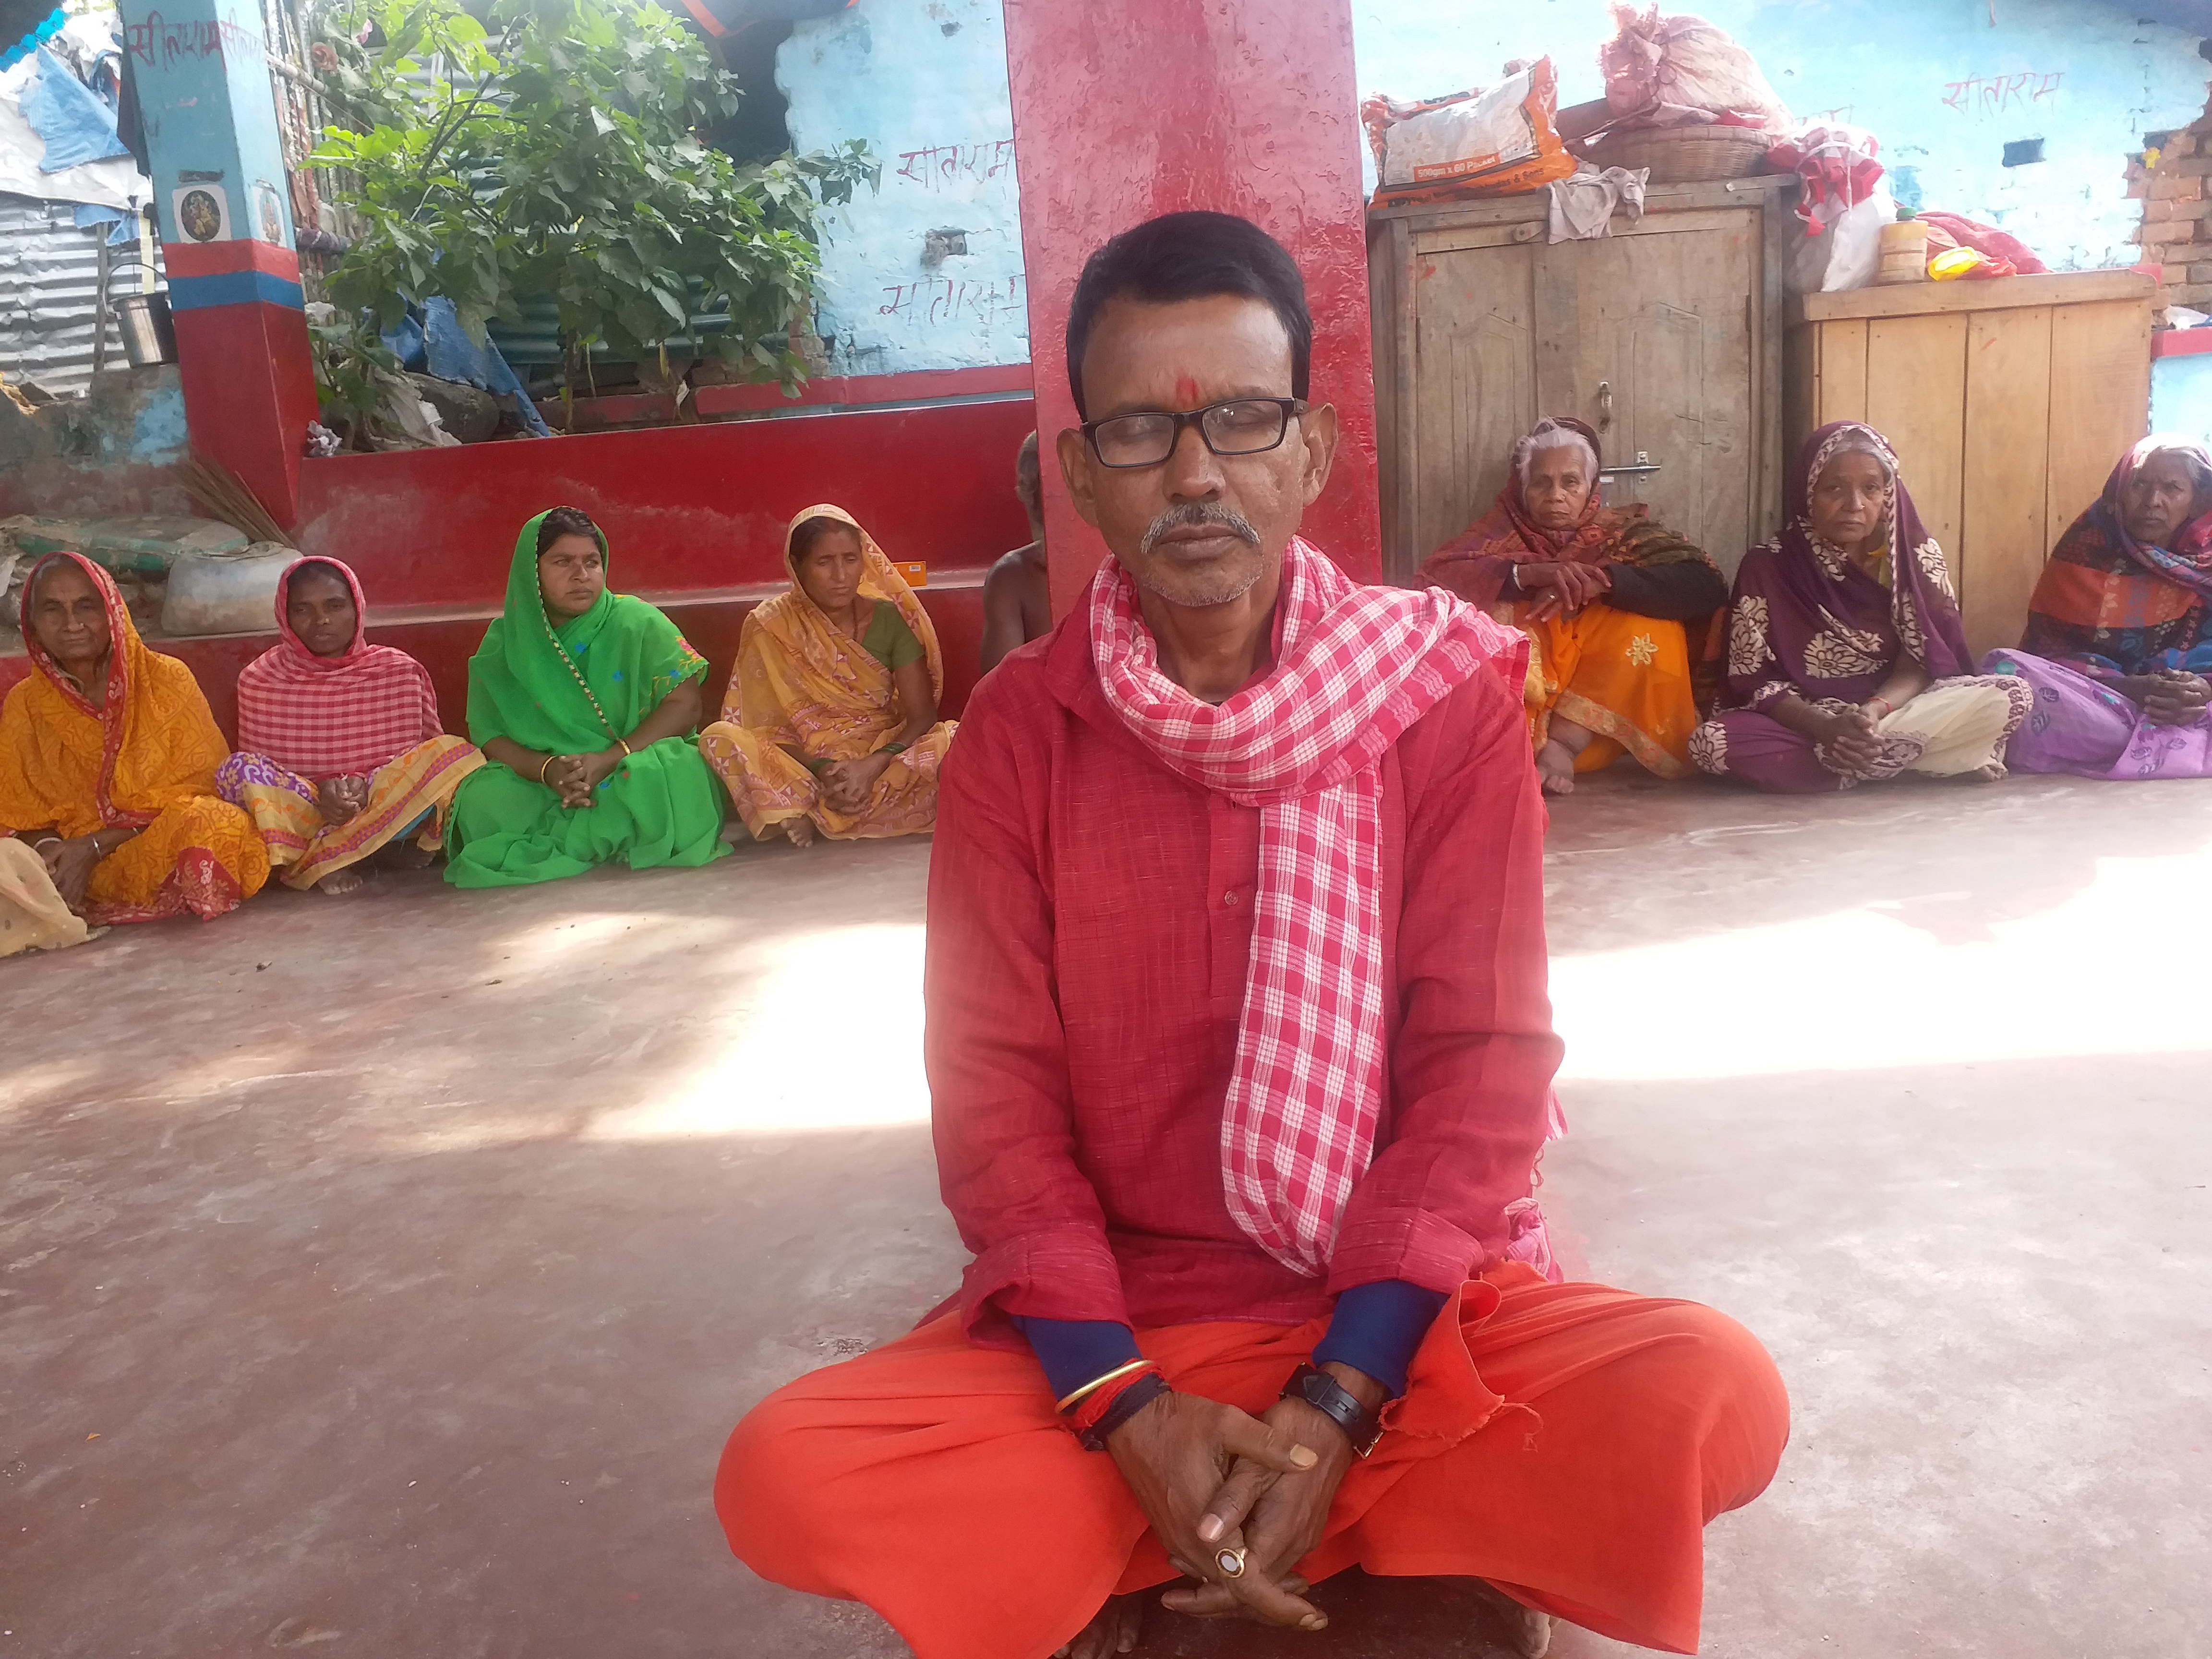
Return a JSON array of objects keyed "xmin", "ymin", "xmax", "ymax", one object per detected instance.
[
  {"xmin": 114, "ymin": 293, "xmax": 177, "ymax": 367},
  {"xmin": 104, "ymin": 252, "xmax": 177, "ymax": 368}
]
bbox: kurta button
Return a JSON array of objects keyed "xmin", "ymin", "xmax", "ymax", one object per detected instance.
[{"xmin": 1224, "ymin": 890, "xmax": 1238, "ymax": 905}]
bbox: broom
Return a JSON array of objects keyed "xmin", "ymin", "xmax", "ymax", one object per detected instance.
[{"xmin": 180, "ymin": 454, "xmax": 289, "ymax": 546}]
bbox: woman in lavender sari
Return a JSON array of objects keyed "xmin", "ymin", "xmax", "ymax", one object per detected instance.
[
  {"xmin": 1690, "ymin": 421, "xmax": 2030, "ymax": 793},
  {"xmin": 1982, "ymin": 435, "xmax": 2212, "ymax": 779}
]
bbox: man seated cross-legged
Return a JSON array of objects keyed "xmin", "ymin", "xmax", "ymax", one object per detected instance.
[{"xmin": 715, "ymin": 212, "xmax": 1789, "ymax": 1659}]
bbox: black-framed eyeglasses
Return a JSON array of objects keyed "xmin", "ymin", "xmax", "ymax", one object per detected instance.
[{"xmin": 1082, "ymin": 397, "xmax": 1307, "ymax": 469}]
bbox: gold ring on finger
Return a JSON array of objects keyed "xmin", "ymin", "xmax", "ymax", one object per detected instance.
[{"xmin": 1214, "ymin": 1547, "xmax": 1246, "ymax": 1579}]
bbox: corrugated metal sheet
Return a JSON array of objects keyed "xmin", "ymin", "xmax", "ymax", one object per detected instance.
[
  {"xmin": 0, "ymin": 196, "xmax": 162, "ymax": 399},
  {"xmin": 485, "ymin": 286, "xmax": 741, "ymax": 370}
]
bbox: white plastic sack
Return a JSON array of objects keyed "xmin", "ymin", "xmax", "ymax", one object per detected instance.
[
  {"xmin": 1378, "ymin": 64, "xmax": 1551, "ymax": 189},
  {"xmin": 162, "ymin": 543, "xmax": 297, "ymax": 637},
  {"xmin": 1788, "ymin": 187, "xmax": 1894, "ymax": 295}
]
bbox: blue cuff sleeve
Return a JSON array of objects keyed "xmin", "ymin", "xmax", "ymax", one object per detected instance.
[
  {"xmin": 1311, "ymin": 1280, "xmax": 1449, "ymax": 1399},
  {"xmin": 1011, "ymin": 1315, "xmax": 1143, "ymax": 1403}
]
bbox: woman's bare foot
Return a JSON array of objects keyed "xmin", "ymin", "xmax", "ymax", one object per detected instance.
[
  {"xmin": 1055, "ymin": 1591, "xmax": 1141, "ymax": 1659},
  {"xmin": 782, "ymin": 816, "xmax": 817, "ymax": 848},
  {"xmin": 318, "ymin": 867, "xmax": 368, "ymax": 896},
  {"xmin": 1535, "ymin": 738, "xmax": 1578, "ymax": 795}
]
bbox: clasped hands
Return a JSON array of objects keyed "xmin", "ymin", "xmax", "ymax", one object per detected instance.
[
  {"xmin": 1811, "ymin": 702, "xmax": 1889, "ymax": 773},
  {"xmin": 1515, "ymin": 560, "xmax": 1611, "ymax": 623},
  {"xmin": 36, "ymin": 833, "xmax": 102, "ymax": 914},
  {"xmin": 1105, "ymin": 1369, "xmax": 1382, "ymax": 1634},
  {"xmin": 542, "ymin": 747, "xmax": 625, "ymax": 808},
  {"xmin": 2140, "ymin": 666, "xmax": 2212, "ymax": 728},
  {"xmin": 315, "ymin": 776, "xmax": 370, "ymax": 827},
  {"xmin": 814, "ymin": 751, "xmax": 892, "ymax": 814}
]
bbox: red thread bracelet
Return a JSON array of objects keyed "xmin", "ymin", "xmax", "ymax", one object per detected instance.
[{"xmin": 1068, "ymin": 1363, "xmax": 1162, "ymax": 1437}]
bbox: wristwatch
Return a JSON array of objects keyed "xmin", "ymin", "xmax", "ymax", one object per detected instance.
[{"xmin": 1281, "ymin": 1362, "xmax": 1384, "ymax": 1457}]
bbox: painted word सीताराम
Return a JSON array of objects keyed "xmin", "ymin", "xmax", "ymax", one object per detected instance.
[
  {"xmin": 894, "ymin": 140, "xmax": 1017, "ymax": 192},
  {"xmin": 877, "ymin": 275, "xmax": 1027, "ymax": 329},
  {"xmin": 1941, "ymin": 71, "xmax": 2063, "ymax": 117}
]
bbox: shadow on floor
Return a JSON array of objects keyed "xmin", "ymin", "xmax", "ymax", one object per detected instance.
[{"xmin": 1123, "ymin": 1571, "xmax": 1544, "ymax": 1659}]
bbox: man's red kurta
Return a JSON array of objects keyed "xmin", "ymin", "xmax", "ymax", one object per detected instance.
[
  {"xmin": 926, "ymin": 601, "xmax": 1562, "ymax": 1345},
  {"xmin": 722, "ymin": 586, "xmax": 1789, "ymax": 1659}
]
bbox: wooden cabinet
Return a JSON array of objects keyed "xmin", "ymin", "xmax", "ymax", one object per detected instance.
[
  {"xmin": 1785, "ymin": 270, "xmax": 2157, "ymax": 659},
  {"xmin": 1368, "ymin": 176, "xmax": 1797, "ymax": 586}
]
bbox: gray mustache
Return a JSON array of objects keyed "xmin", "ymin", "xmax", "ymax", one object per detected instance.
[{"xmin": 1140, "ymin": 503, "xmax": 1262, "ymax": 557}]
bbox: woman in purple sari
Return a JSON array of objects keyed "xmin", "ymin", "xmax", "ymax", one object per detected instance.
[
  {"xmin": 1690, "ymin": 422, "xmax": 2030, "ymax": 793},
  {"xmin": 1982, "ymin": 435, "xmax": 2212, "ymax": 779}
]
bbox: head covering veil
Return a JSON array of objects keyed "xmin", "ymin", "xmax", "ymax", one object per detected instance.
[
  {"xmin": 731, "ymin": 505, "xmax": 943, "ymax": 750},
  {"xmin": 1419, "ymin": 415, "xmax": 1716, "ymax": 604},
  {"xmin": 464, "ymin": 511, "xmax": 707, "ymax": 754},
  {"xmin": 1722, "ymin": 421, "xmax": 1975, "ymax": 711},
  {"xmin": 0, "ymin": 550, "xmax": 230, "ymax": 834},
  {"xmin": 233, "ymin": 556, "xmax": 440, "ymax": 779}
]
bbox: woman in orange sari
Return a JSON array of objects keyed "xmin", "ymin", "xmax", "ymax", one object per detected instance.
[
  {"xmin": 699, "ymin": 505, "xmax": 955, "ymax": 846},
  {"xmin": 0, "ymin": 551, "xmax": 268, "ymax": 924},
  {"xmin": 1419, "ymin": 417, "xmax": 1725, "ymax": 794}
]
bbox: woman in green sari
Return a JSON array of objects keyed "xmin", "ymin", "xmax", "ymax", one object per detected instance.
[{"xmin": 445, "ymin": 506, "xmax": 729, "ymax": 887}]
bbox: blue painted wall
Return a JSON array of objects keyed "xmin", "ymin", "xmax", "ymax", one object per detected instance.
[
  {"xmin": 779, "ymin": 0, "xmax": 1028, "ymax": 377},
  {"xmin": 2151, "ymin": 351, "xmax": 2212, "ymax": 445},
  {"xmin": 767, "ymin": 0, "xmax": 2209, "ymax": 376},
  {"xmin": 1351, "ymin": 0, "xmax": 2209, "ymax": 271}
]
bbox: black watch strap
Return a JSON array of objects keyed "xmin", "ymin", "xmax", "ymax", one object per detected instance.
[
  {"xmin": 1078, "ymin": 1372, "xmax": 1169, "ymax": 1452},
  {"xmin": 1281, "ymin": 1362, "xmax": 1383, "ymax": 1457}
]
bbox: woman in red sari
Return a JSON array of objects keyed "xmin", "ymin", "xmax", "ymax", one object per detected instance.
[{"xmin": 1419, "ymin": 418, "xmax": 1724, "ymax": 794}]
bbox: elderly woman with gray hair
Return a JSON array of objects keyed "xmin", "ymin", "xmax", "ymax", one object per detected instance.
[
  {"xmin": 1419, "ymin": 416, "xmax": 1726, "ymax": 794},
  {"xmin": 1984, "ymin": 434, "xmax": 2212, "ymax": 779}
]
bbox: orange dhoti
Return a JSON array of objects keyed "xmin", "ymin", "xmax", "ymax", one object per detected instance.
[
  {"xmin": 716, "ymin": 1265, "xmax": 1788, "ymax": 1658},
  {"xmin": 1518, "ymin": 601, "xmax": 1698, "ymax": 778}
]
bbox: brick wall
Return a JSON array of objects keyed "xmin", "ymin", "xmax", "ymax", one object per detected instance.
[{"xmin": 2130, "ymin": 88, "xmax": 2212, "ymax": 314}]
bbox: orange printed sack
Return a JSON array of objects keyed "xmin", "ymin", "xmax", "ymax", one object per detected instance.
[{"xmin": 1365, "ymin": 58, "xmax": 1576, "ymax": 207}]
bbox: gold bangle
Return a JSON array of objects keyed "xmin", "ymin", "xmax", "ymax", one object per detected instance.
[
  {"xmin": 616, "ymin": 736, "xmax": 633, "ymax": 757},
  {"xmin": 539, "ymin": 755, "xmax": 558, "ymax": 785},
  {"xmin": 1054, "ymin": 1358, "xmax": 1154, "ymax": 1416}
]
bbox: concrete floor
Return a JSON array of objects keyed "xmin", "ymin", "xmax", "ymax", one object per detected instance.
[{"xmin": 3, "ymin": 770, "xmax": 2209, "ymax": 1659}]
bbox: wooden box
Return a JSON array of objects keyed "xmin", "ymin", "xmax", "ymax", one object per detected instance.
[
  {"xmin": 1368, "ymin": 175, "xmax": 1799, "ymax": 586},
  {"xmin": 1784, "ymin": 270, "xmax": 2156, "ymax": 659}
]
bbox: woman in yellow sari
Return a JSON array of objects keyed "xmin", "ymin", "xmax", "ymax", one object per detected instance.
[
  {"xmin": 1420, "ymin": 417, "xmax": 1726, "ymax": 794},
  {"xmin": 700, "ymin": 505, "xmax": 956, "ymax": 846},
  {"xmin": 0, "ymin": 551, "xmax": 268, "ymax": 924}
]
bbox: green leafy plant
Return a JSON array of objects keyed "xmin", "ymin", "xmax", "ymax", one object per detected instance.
[
  {"xmin": 307, "ymin": 0, "xmax": 877, "ymax": 392},
  {"xmin": 306, "ymin": 303, "xmax": 404, "ymax": 445}
]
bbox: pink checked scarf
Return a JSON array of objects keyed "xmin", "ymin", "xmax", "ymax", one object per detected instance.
[
  {"xmin": 235, "ymin": 557, "xmax": 442, "ymax": 781},
  {"xmin": 1088, "ymin": 537, "xmax": 1527, "ymax": 1276}
]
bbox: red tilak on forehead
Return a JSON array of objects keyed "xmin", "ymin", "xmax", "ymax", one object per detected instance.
[{"xmin": 1174, "ymin": 375, "xmax": 1201, "ymax": 408}]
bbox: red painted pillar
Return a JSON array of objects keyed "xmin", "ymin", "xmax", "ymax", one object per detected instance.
[
  {"xmin": 167, "ymin": 258, "xmax": 320, "ymax": 532},
  {"xmin": 1002, "ymin": 0, "xmax": 1383, "ymax": 616}
]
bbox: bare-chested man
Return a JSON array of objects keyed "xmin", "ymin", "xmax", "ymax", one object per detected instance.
[{"xmin": 979, "ymin": 431, "xmax": 1050, "ymax": 672}]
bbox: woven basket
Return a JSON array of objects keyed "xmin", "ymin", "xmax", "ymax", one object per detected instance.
[{"xmin": 1583, "ymin": 125, "xmax": 1772, "ymax": 184}]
